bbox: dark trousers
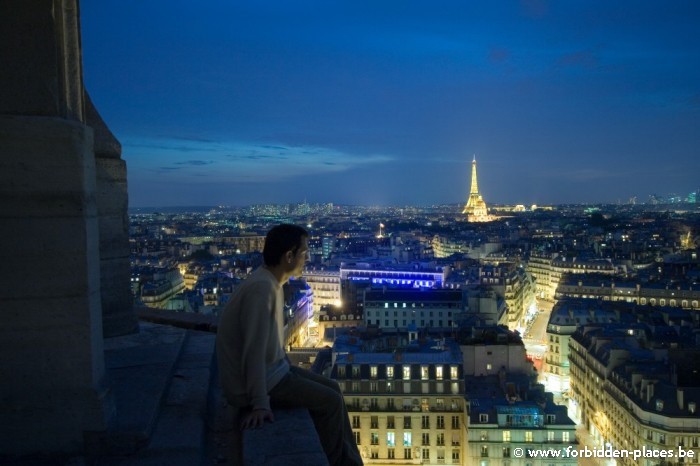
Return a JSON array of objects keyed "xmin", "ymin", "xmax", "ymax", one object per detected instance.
[{"xmin": 270, "ymin": 366, "xmax": 363, "ymax": 466}]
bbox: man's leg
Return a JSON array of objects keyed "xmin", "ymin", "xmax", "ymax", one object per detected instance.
[
  {"xmin": 286, "ymin": 367, "xmax": 363, "ymax": 466},
  {"xmin": 269, "ymin": 367, "xmax": 363, "ymax": 466}
]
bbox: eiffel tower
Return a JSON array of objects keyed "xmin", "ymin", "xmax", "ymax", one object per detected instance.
[{"xmin": 462, "ymin": 156, "xmax": 492, "ymax": 222}]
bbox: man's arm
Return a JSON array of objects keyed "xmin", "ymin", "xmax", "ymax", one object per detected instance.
[{"xmin": 239, "ymin": 282, "xmax": 275, "ymax": 412}]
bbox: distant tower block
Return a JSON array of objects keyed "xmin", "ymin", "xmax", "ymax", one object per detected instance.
[{"xmin": 462, "ymin": 156, "xmax": 494, "ymax": 222}]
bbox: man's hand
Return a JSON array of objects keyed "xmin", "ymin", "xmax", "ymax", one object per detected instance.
[{"xmin": 240, "ymin": 408, "xmax": 274, "ymax": 430}]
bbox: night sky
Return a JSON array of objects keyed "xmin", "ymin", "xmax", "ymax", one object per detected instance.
[{"xmin": 80, "ymin": 1, "xmax": 700, "ymax": 207}]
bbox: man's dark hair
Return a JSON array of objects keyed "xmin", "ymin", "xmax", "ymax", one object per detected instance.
[{"xmin": 263, "ymin": 224, "xmax": 309, "ymax": 266}]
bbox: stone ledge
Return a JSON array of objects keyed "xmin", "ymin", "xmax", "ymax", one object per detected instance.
[
  {"xmin": 242, "ymin": 408, "xmax": 328, "ymax": 466},
  {"xmin": 136, "ymin": 307, "xmax": 219, "ymax": 333}
]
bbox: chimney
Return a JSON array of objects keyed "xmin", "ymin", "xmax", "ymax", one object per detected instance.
[{"xmin": 677, "ymin": 388, "xmax": 684, "ymax": 410}]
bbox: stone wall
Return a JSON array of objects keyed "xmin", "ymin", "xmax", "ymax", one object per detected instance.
[{"xmin": 0, "ymin": 0, "xmax": 136, "ymax": 455}]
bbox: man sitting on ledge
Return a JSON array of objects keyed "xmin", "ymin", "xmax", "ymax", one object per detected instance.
[{"xmin": 216, "ymin": 224, "xmax": 363, "ymax": 466}]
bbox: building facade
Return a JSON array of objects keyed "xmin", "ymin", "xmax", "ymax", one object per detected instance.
[
  {"xmin": 332, "ymin": 334, "xmax": 466, "ymax": 465},
  {"xmin": 569, "ymin": 321, "xmax": 700, "ymax": 466}
]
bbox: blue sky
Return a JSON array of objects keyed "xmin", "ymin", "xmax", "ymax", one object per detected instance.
[{"xmin": 81, "ymin": 1, "xmax": 700, "ymax": 207}]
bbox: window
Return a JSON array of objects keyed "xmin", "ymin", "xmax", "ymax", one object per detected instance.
[
  {"xmin": 370, "ymin": 382, "xmax": 378, "ymax": 393},
  {"xmin": 352, "ymin": 416, "xmax": 360, "ymax": 428},
  {"xmin": 387, "ymin": 432, "xmax": 395, "ymax": 447},
  {"xmin": 421, "ymin": 365, "xmax": 429, "ymax": 380},
  {"xmin": 352, "ymin": 382, "xmax": 360, "ymax": 392},
  {"xmin": 422, "ymin": 449, "xmax": 430, "ymax": 460},
  {"xmin": 503, "ymin": 447, "xmax": 511, "ymax": 457},
  {"xmin": 404, "ymin": 416, "xmax": 411, "ymax": 429},
  {"xmin": 525, "ymin": 431, "xmax": 533, "ymax": 442},
  {"xmin": 452, "ymin": 449, "xmax": 460, "ymax": 461},
  {"xmin": 450, "ymin": 365, "xmax": 458, "ymax": 379},
  {"xmin": 547, "ymin": 431, "xmax": 554, "ymax": 442},
  {"xmin": 403, "ymin": 432, "xmax": 412, "ymax": 447},
  {"xmin": 503, "ymin": 431, "xmax": 511, "ymax": 442},
  {"xmin": 370, "ymin": 365, "xmax": 377, "ymax": 379},
  {"xmin": 436, "ymin": 365, "xmax": 444, "ymax": 380},
  {"xmin": 480, "ymin": 431, "xmax": 488, "ymax": 441},
  {"xmin": 452, "ymin": 416, "xmax": 460, "ymax": 429},
  {"xmin": 437, "ymin": 415, "xmax": 445, "ymax": 429},
  {"xmin": 370, "ymin": 449, "xmax": 379, "ymax": 459},
  {"xmin": 403, "ymin": 365, "xmax": 411, "ymax": 380},
  {"xmin": 479, "ymin": 413, "xmax": 489, "ymax": 423},
  {"xmin": 387, "ymin": 366, "xmax": 394, "ymax": 379},
  {"xmin": 371, "ymin": 398, "xmax": 378, "ymax": 409},
  {"xmin": 387, "ymin": 448, "xmax": 395, "ymax": 459},
  {"xmin": 387, "ymin": 416, "xmax": 395, "ymax": 429},
  {"xmin": 437, "ymin": 433, "xmax": 445, "ymax": 446},
  {"xmin": 386, "ymin": 380, "xmax": 394, "ymax": 392},
  {"xmin": 338, "ymin": 366, "xmax": 346, "ymax": 377},
  {"xmin": 451, "ymin": 382, "xmax": 459, "ymax": 394},
  {"xmin": 354, "ymin": 431, "xmax": 360, "ymax": 444},
  {"xmin": 481, "ymin": 445, "xmax": 488, "ymax": 457},
  {"xmin": 352, "ymin": 365, "xmax": 360, "ymax": 377},
  {"xmin": 370, "ymin": 432, "xmax": 378, "ymax": 445},
  {"xmin": 422, "ymin": 415, "xmax": 430, "ymax": 429},
  {"xmin": 371, "ymin": 416, "xmax": 378, "ymax": 428},
  {"xmin": 562, "ymin": 432, "xmax": 570, "ymax": 442},
  {"xmin": 451, "ymin": 432, "xmax": 460, "ymax": 446},
  {"xmin": 404, "ymin": 448, "xmax": 412, "ymax": 459}
]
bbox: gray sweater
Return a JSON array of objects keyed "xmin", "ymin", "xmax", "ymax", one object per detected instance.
[{"xmin": 216, "ymin": 267, "xmax": 290, "ymax": 411}]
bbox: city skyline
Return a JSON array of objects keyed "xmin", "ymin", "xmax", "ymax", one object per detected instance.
[{"xmin": 81, "ymin": 1, "xmax": 700, "ymax": 208}]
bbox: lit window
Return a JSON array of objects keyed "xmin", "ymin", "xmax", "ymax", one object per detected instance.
[
  {"xmin": 436, "ymin": 366, "xmax": 444, "ymax": 380},
  {"xmin": 403, "ymin": 432, "xmax": 412, "ymax": 447},
  {"xmin": 450, "ymin": 366, "xmax": 458, "ymax": 379},
  {"xmin": 387, "ymin": 432, "xmax": 395, "ymax": 447},
  {"xmin": 503, "ymin": 431, "xmax": 511, "ymax": 442},
  {"xmin": 387, "ymin": 366, "xmax": 394, "ymax": 379},
  {"xmin": 403, "ymin": 365, "xmax": 411, "ymax": 380},
  {"xmin": 421, "ymin": 366, "xmax": 429, "ymax": 380}
]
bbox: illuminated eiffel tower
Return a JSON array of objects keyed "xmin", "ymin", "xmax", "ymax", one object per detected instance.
[{"xmin": 462, "ymin": 156, "xmax": 493, "ymax": 222}]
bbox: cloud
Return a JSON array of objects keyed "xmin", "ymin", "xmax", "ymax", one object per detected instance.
[
  {"xmin": 123, "ymin": 136, "xmax": 397, "ymax": 183},
  {"xmin": 175, "ymin": 160, "xmax": 214, "ymax": 166}
]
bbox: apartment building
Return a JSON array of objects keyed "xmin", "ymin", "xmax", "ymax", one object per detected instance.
[
  {"xmin": 569, "ymin": 320, "xmax": 700, "ymax": 466},
  {"xmin": 478, "ymin": 264, "xmax": 536, "ymax": 331},
  {"xmin": 555, "ymin": 273, "xmax": 700, "ymax": 310},
  {"xmin": 363, "ymin": 288, "xmax": 464, "ymax": 331},
  {"xmin": 303, "ymin": 266, "xmax": 341, "ymax": 312},
  {"xmin": 332, "ymin": 332, "xmax": 466, "ymax": 465},
  {"xmin": 459, "ymin": 326, "xmax": 577, "ymax": 465},
  {"xmin": 543, "ymin": 298, "xmax": 618, "ymax": 395},
  {"xmin": 526, "ymin": 253, "xmax": 617, "ymax": 301}
]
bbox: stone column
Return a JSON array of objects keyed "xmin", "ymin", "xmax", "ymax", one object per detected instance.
[
  {"xmin": 87, "ymin": 95, "xmax": 138, "ymax": 338},
  {"xmin": 0, "ymin": 0, "xmax": 119, "ymax": 454}
]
